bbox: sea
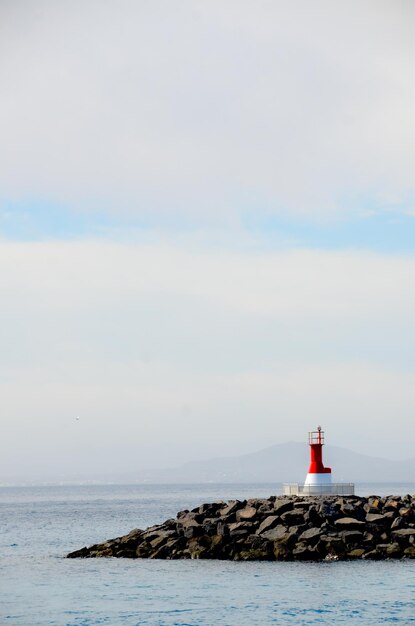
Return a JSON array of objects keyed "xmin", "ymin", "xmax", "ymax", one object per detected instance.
[{"xmin": 1, "ymin": 482, "xmax": 415, "ymax": 625}]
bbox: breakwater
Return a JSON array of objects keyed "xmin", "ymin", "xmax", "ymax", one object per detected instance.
[{"xmin": 67, "ymin": 494, "xmax": 415, "ymax": 561}]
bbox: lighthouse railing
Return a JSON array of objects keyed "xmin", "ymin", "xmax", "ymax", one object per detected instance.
[
  {"xmin": 283, "ymin": 483, "xmax": 355, "ymax": 496},
  {"xmin": 308, "ymin": 430, "xmax": 325, "ymax": 445}
]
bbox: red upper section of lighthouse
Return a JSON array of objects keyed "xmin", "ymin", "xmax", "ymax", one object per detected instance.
[{"xmin": 307, "ymin": 426, "xmax": 331, "ymax": 474}]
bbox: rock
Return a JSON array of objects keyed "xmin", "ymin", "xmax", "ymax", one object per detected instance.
[
  {"xmin": 270, "ymin": 526, "xmax": 299, "ymax": 547},
  {"xmin": 280, "ymin": 510, "xmax": 305, "ymax": 526},
  {"xmin": 257, "ymin": 515, "xmax": 280, "ymax": 535},
  {"xmin": 341, "ymin": 502, "xmax": 364, "ymax": 520},
  {"xmin": 202, "ymin": 518, "xmax": 218, "ymax": 536},
  {"xmin": 384, "ymin": 499, "xmax": 401, "ymax": 511},
  {"xmin": 228, "ymin": 522, "xmax": 253, "ymax": 537},
  {"xmin": 188, "ymin": 536, "xmax": 206, "ymax": 554},
  {"xmin": 119, "ymin": 528, "xmax": 143, "ymax": 542},
  {"xmin": 334, "ymin": 517, "xmax": 365, "ymax": 530},
  {"xmin": 273, "ymin": 499, "xmax": 294, "ymax": 516},
  {"xmin": 376, "ymin": 543, "xmax": 402, "ymax": 558},
  {"xmin": 392, "ymin": 528, "xmax": 415, "ymax": 537},
  {"xmin": 151, "ymin": 537, "xmax": 186, "ymax": 559},
  {"xmin": 236, "ymin": 506, "xmax": 257, "ymax": 522},
  {"xmin": 390, "ymin": 516, "xmax": 405, "ymax": 530},
  {"xmin": 220, "ymin": 500, "xmax": 245, "ymax": 518},
  {"xmin": 67, "ymin": 546, "xmax": 90, "ymax": 558},
  {"xmin": 392, "ymin": 529, "xmax": 415, "ymax": 544},
  {"xmin": 303, "ymin": 506, "xmax": 322, "ymax": 526},
  {"xmin": 237, "ymin": 544, "xmax": 273, "ymax": 561},
  {"xmin": 317, "ymin": 535, "xmax": 346, "ymax": 558},
  {"xmin": 363, "ymin": 549, "xmax": 383, "ymax": 560},
  {"xmin": 198, "ymin": 502, "xmax": 225, "ymax": 516},
  {"xmin": 399, "ymin": 507, "xmax": 414, "ymax": 520},
  {"xmin": 340, "ymin": 530, "xmax": 364, "ymax": 545},
  {"xmin": 261, "ymin": 525, "xmax": 292, "ymax": 542},
  {"xmin": 384, "ymin": 542, "xmax": 401, "ymax": 558},
  {"xmin": 66, "ymin": 494, "xmax": 415, "ymax": 562},
  {"xmin": 404, "ymin": 546, "xmax": 415, "ymax": 558},
  {"xmin": 257, "ymin": 502, "xmax": 274, "ymax": 514},
  {"xmin": 150, "ymin": 531, "xmax": 175, "ymax": 549},
  {"xmin": 366, "ymin": 513, "xmax": 390, "ymax": 526},
  {"xmin": 141, "ymin": 525, "xmax": 166, "ymax": 541},
  {"xmin": 217, "ymin": 520, "xmax": 229, "ymax": 537},
  {"xmin": 292, "ymin": 543, "xmax": 319, "ymax": 560},
  {"xmin": 181, "ymin": 511, "xmax": 204, "ymax": 524},
  {"xmin": 136, "ymin": 541, "xmax": 154, "ymax": 558},
  {"xmin": 368, "ymin": 497, "xmax": 381, "ymax": 509},
  {"xmin": 183, "ymin": 523, "xmax": 203, "ymax": 539},
  {"xmin": 298, "ymin": 527, "xmax": 322, "ymax": 545},
  {"xmin": 247, "ymin": 498, "xmax": 262, "ymax": 508},
  {"xmin": 318, "ymin": 501, "xmax": 340, "ymax": 522},
  {"xmin": 347, "ymin": 548, "xmax": 365, "ymax": 558},
  {"xmin": 293, "ymin": 500, "xmax": 313, "ymax": 510},
  {"xmin": 363, "ymin": 531, "xmax": 375, "ymax": 545},
  {"xmin": 273, "ymin": 544, "xmax": 291, "ymax": 560}
]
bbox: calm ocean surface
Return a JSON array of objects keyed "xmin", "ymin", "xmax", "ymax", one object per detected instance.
[{"xmin": 1, "ymin": 482, "xmax": 415, "ymax": 625}]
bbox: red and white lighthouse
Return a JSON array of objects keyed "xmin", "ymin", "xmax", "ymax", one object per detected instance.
[
  {"xmin": 283, "ymin": 426, "xmax": 355, "ymax": 495},
  {"xmin": 304, "ymin": 426, "xmax": 332, "ymax": 487}
]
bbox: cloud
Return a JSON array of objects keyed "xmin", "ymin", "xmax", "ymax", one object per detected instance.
[
  {"xmin": 0, "ymin": 0, "xmax": 414, "ymax": 224},
  {"xmin": 1, "ymin": 238, "xmax": 415, "ymax": 477},
  {"xmin": 1, "ymin": 1, "xmax": 414, "ymax": 479}
]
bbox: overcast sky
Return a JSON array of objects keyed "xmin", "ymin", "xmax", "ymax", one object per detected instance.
[{"xmin": 1, "ymin": 1, "xmax": 415, "ymax": 481}]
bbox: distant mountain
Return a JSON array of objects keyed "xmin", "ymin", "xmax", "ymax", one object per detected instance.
[
  {"xmin": 131, "ymin": 442, "xmax": 415, "ymax": 484},
  {"xmin": 5, "ymin": 442, "xmax": 414, "ymax": 486}
]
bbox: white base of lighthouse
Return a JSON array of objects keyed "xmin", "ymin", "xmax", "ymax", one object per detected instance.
[
  {"xmin": 304, "ymin": 472, "xmax": 332, "ymax": 486},
  {"xmin": 283, "ymin": 482, "xmax": 355, "ymax": 496}
]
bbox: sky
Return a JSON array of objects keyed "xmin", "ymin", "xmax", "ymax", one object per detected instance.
[{"xmin": 1, "ymin": 0, "xmax": 415, "ymax": 482}]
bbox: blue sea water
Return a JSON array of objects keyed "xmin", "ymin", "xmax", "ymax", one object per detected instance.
[{"xmin": 1, "ymin": 483, "xmax": 415, "ymax": 625}]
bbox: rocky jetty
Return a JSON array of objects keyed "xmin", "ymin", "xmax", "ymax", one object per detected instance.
[{"xmin": 67, "ymin": 494, "xmax": 415, "ymax": 561}]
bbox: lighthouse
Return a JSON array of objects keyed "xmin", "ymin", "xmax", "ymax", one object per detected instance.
[
  {"xmin": 283, "ymin": 426, "xmax": 355, "ymax": 496},
  {"xmin": 304, "ymin": 426, "xmax": 331, "ymax": 488}
]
